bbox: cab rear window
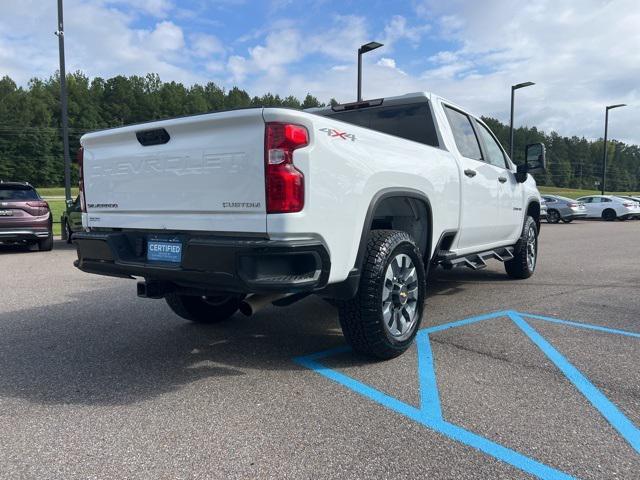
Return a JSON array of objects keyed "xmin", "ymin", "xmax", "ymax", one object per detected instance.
[
  {"xmin": 325, "ymin": 103, "xmax": 440, "ymax": 147},
  {"xmin": 0, "ymin": 186, "xmax": 40, "ymax": 201}
]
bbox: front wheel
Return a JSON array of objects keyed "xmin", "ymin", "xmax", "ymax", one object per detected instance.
[
  {"xmin": 505, "ymin": 216, "xmax": 538, "ymax": 279},
  {"xmin": 165, "ymin": 293, "xmax": 243, "ymax": 324},
  {"xmin": 337, "ymin": 230, "xmax": 426, "ymax": 360}
]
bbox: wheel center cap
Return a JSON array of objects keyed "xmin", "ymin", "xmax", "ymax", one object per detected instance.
[{"xmin": 394, "ymin": 285, "xmax": 409, "ymax": 306}]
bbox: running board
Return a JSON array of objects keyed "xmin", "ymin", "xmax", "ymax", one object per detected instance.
[{"xmin": 438, "ymin": 246, "xmax": 515, "ymax": 271}]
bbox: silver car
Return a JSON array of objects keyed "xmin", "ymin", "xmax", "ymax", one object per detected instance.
[{"xmin": 541, "ymin": 195, "xmax": 588, "ymax": 223}]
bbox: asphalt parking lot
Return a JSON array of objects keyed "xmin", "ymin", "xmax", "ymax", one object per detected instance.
[{"xmin": 1, "ymin": 221, "xmax": 639, "ymax": 479}]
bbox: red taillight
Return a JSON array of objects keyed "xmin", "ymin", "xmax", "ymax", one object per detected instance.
[
  {"xmin": 265, "ymin": 123, "xmax": 308, "ymax": 213},
  {"xmin": 77, "ymin": 147, "xmax": 86, "ymax": 212},
  {"xmin": 26, "ymin": 201, "xmax": 49, "ymax": 216},
  {"xmin": 568, "ymin": 203, "xmax": 578, "ymax": 208},
  {"xmin": 623, "ymin": 202, "xmax": 634, "ymax": 208}
]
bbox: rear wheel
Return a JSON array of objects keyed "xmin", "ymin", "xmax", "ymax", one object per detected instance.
[
  {"xmin": 546, "ymin": 209, "xmax": 560, "ymax": 224},
  {"xmin": 165, "ymin": 293, "xmax": 243, "ymax": 324},
  {"xmin": 505, "ymin": 216, "xmax": 538, "ymax": 279},
  {"xmin": 65, "ymin": 221, "xmax": 73, "ymax": 244},
  {"xmin": 602, "ymin": 209, "xmax": 617, "ymax": 221},
  {"xmin": 38, "ymin": 234, "xmax": 53, "ymax": 251},
  {"xmin": 337, "ymin": 230, "xmax": 425, "ymax": 360}
]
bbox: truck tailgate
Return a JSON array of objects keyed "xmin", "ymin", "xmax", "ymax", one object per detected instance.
[{"xmin": 81, "ymin": 109, "xmax": 267, "ymax": 233}]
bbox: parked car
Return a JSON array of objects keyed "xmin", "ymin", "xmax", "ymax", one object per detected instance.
[
  {"xmin": 541, "ymin": 195, "xmax": 587, "ymax": 223},
  {"xmin": 0, "ymin": 182, "xmax": 53, "ymax": 250},
  {"xmin": 575, "ymin": 195, "xmax": 640, "ymax": 221},
  {"xmin": 61, "ymin": 195, "xmax": 83, "ymax": 243},
  {"xmin": 619, "ymin": 196, "xmax": 640, "ymax": 218},
  {"xmin": 540, "ymin": 197, "xmax": 548, "ymax": 221},
  {"xmin": 73, "ymin": 91, "xmax": 546, "ymax": 359}
]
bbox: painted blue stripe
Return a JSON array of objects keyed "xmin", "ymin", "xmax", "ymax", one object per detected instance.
[
  {"xmin": 296, "ymin": 349, "xmax": 575, "ymax": 479},
  {"xmin": 294, "ymin": 355, "xmax": 424, "ymax": 419},
  {"xmin": 521, "ymin": 312, "xmax": 640, "ymax": 339},
  {"xmin": 509, "ymin": 311, "xmax": 640, "ymax": 454},
  {"xmin": 434, "ymin": 420, "xmax": 576, "ymax": 480},
  {"xmin": 422, "ymin": 310, "xmax": 510, "ymax": 334},
  {"xmin": 416, "ymin": 331, "xmax": 442, "ymax": 420}
]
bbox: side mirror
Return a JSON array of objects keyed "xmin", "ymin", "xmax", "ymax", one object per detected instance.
[
  {"xmin": 516, "ymin": 142, "xmax": 546, "ymax": 182},
  {"xmin": 65, "ymin": 198, "xmax": 74, "ymax": 209},
  {"xmin": 525, "ymin": 143, "xmax": 546, "ymax": 173}
]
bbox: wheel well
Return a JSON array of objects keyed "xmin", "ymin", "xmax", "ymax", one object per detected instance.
[{"xmin": 368, "ymin": 195, "xmax": 430, "ymax": 259}]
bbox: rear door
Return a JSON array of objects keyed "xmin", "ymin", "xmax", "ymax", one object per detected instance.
[
  {"xmin": 442, "ymin": 104, "xmax": 501, "ymax": 250},
  {"xmin": 81, "ymin": 109, "xmax": 267, "ymax": 233}
]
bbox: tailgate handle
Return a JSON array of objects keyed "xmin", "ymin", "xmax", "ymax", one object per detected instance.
[
  {"xmin": 136, "ymin": 128, "xmax": 170, "ymax": 146},
  {"xmin": 464, "ymin": 169, "xmax": 477, "ymax": 178}
]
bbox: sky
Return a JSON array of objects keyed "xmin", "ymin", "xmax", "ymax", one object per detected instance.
[{"xmin": 1, "ymin": 0, "xmax": 639, "ymax": 144}]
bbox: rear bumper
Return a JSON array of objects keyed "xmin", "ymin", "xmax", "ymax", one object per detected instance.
[
  {"xmin": 0, "ymin": 228, "xmax": 51, "ymax": 242},
  {"xmin": 73, "ymin": 231, "xmax": 331, "ymax": 294}
]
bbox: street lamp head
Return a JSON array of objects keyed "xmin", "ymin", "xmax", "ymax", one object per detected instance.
[
  {"xmin": 359, "ymin": 41, "xmax": 384, "ymax": 53},
  {"xmin": 606, "ymin": 103, "xmax": 627, "ymax": 110},
  {"xmin": 513, "ymin": 81, "xmax": 535, "ymax": 90}
]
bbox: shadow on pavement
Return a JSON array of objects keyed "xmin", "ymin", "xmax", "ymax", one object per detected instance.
[{"xmin": 0, "ymin": 286, "xmax": 343, "ymax": 407}]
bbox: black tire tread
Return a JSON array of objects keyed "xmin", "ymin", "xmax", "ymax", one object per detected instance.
[
  {"xmin": 505, "ymin": 216, "xmax": 537, "ymax": 279},
  {"xmin": 338, "ymin": 230, "xmax": 425, "ymax": 360}
]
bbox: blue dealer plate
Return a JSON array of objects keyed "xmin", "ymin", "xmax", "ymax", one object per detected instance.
[{"xmin": 147, "ymin": 239, "xmax": 182, "ymax": 263}]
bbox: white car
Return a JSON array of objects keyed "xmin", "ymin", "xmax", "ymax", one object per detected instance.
[
  {"xmin": 73, "ymin": 91, "xmax": 546, "ymax": 359},
  {"xmin": 575, "ymin": 195, "xmax": 640, "ymax": 221}
]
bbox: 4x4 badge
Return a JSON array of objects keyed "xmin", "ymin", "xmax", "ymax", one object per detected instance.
[{"xmin": 319, "ymin": 127, "xmax": 356, "ymax": 142}]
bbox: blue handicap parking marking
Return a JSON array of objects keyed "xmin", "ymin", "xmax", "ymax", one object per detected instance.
[{"xmin": 294, "ymin": 310, "xmax": 640, "ymax": 480}]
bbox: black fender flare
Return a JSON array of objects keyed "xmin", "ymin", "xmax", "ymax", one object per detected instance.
[{"xmin": 353, "ymin": 188, "xmax": 434, "ymax": 273}]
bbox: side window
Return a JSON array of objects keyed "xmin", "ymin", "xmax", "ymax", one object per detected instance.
[
  {"xmin": 602, "ymin": 197, "xmax": 611, "ymax": 203},
  {"xmin": 443, "ymin": 106, "xmax": 482, "ymax": 161},
  {"xmin": 476, "ymin": 122, "xmax": 508, "ymax": 168},
  {"xmin": 581, "ymin": 197, "xmax": 592, "ymax": 204}
]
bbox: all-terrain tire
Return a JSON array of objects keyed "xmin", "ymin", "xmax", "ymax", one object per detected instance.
[
  {"xmin": 337, "ymin": 230, "xmax": 426, "ymax": 360},
  {"xmin": 165, "ymin": 293, "xmax": 243, "ymax": 324},
  {"xmin": 505, "ymin": 216, "xmax": 538, "ymax": 279}
]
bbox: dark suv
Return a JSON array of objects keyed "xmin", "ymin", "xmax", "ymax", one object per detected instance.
[{"xmin": 0, "ymin": 182, "xmax": 53, "ymax": 251}]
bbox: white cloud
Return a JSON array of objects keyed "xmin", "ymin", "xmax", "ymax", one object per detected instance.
[
  {"xmin": 190, "ymin": 33, "xmax": 225, "ymax": 58},
  {"xmin": 382, "ymin": 15, "xmax": 429, "ymax": 48}
]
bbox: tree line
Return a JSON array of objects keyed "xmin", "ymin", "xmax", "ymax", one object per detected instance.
[{"xmin": 0, "ymin": 72, "xmax": 638, "ymax": 191}]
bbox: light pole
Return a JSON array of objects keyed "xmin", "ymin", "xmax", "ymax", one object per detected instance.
[
  {"xmin": 509, "ymin": 81, "xmax": 535, "ymax": 162},
  {"xmin": 55, "ymin": 0, "xmax": 72, "ymax": 204},
  {"xmin": 600, "ymin": 103, "xmax": 626, "ymax": 195},
  {"xmin": 357, "ymin": 41, "xmax": 383, "ymax": 102}
]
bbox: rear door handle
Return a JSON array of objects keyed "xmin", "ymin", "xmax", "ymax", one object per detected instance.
[
  {"xmin": 498, "ymin": 176, "xmax": 507, "ymax": 183},
  {"xmin": 464, "ymin": 169, "xmax": 477, "ymax": 178}
]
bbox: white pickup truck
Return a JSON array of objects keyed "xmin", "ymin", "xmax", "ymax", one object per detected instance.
[{"xmin": 73, "ymin": 92, "xmax": 546, "ymax": 359}]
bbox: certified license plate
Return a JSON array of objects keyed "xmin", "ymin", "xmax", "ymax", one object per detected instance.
[
  {"xmin": 147, "ymin": 239, "xmax": 182, "ymax": 263},
  {"xmin": 0, "ymin": 210, "xmax": 13, "ymax": 216}
]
